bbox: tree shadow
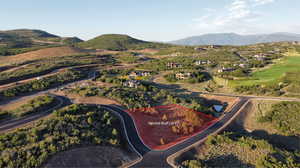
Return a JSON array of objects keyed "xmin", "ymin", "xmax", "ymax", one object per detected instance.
[
  {"xmin": 224, "ymin": 123, "xmax": 300, "ymax": 152},
  {"xmin": 204, "ymin": 154, "xmax": 255, "ymax": 168},
  {"xmin": 250, "ymin": 130, "xmax": 300, "ymax": 151},
  {"xmin": 176, "ymin": 148, "xmax": 255, "ymax": 168}
]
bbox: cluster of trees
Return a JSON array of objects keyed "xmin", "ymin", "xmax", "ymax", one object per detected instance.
[
  {"xmin": 137, "ymin": 56, "xmax": 200, "ymax": 71},
  {"xmin": 180, "ymin": 132, "xmax": 300, "ymax": 168},
  {"xmin": 258, "ymin": 101, "xmax": 300, "ymax": 136},
  {"xmin": 281, "ymin": 71, "xmax": 300, "ymax": 94},
  {"xmin": 0, "ymin": 70, "xmax": 86, "ymax": 98},
  {"xmin": 95, "ymin": 69, "xmax": 130, "ymax": 84},
  {"xmin": 0, "ymin": 104, "xmax": 121, "ymax": 168},
  {"xmin": 234, "ymin": 83, "xmax": 283, "ymax": 96},
  {"xmin": 116, "ymin": 52, "xmax": 141, "ymax": 64},
  {"xmin": 164, "ymin": 71, "xmax": 210, "ymax": 83},
  {"xmin": 0, "ymin": 47, "xmax": 9, "ymax": 56},
  {"xmin": 70, "ymin": 82, "xmax": 213, "ymax": 116},
  {"xmin": 0, "ymin": 95, "xmax": 56, "ymax": 121},
  {"xmin": 218, "ymin": 68, "xmax": 249, "ymax": 78},
  {"xmin": 95, "ymin": 69, "xmax": 154, "ymax": 83}
]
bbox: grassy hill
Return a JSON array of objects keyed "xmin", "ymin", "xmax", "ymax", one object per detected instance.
[
  {"xmin": 0, "ymin": 29, "xmax": 83, "ymax": 56},
  {"xmin": 78, "ymin": 34, "xmax": 169, "ymax": 51},
  {"xmin": 0, "ymin": 29, "xmax": 58, "ymax": 39}
]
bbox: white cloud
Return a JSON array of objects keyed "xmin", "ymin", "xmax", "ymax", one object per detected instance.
[
  {"xmin": 191, "ymin": 0, "xmax": 275, "ymax": 34},
  {"xmin": 252, "ymin": 0, "xmax": 275, "ymax": 6}
]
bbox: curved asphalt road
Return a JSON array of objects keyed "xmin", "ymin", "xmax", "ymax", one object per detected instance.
[
  {"xmin": 0, "ymin": 95, "xmax": 71, "ymax": 133},
  {"xmin": 102, "ymin": 97, "xmax": 249, "ymax": 168}
]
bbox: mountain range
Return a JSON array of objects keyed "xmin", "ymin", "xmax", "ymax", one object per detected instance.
[{"xmin": 169, "ymin": 33, "xmax": 300, "ymax": 46}]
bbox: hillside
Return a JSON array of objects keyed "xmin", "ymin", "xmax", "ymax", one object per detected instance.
[
  {"xmin": 78, "ymin": 34, "xmax": 168, "ymax": 51},
  {"xmin": 170, "ymin": 32, "xmax": 300, "ymax": 46},
  {"xmin": 0, "ymin": 46, "xmax": 86, "ymax": 65},
  {"xmin": 0, "ymin": 29, "xmax": 58, "ymax": 39},
  {"xmin": 62, "ymin": 37, "xmax": 84, "ymax": 45},
  {"xmin": 0, "ymin": 29, "xmax": 83, "ymax": 50}
]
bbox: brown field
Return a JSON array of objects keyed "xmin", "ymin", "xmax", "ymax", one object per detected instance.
[
  {"xmin": 54, "ymin": 90, "xmax": 121, "ymax": 106},
  {"xmin": 0, "ymin": 46, "xmax": 86, "ymax": 65},
  {"xmin": 44, "ymin": 146, "xmax": 138, "ymax": 168}
]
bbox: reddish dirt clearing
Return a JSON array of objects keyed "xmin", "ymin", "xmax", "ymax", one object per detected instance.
[{"xmin": 126, "ymin": 104, "xmax": 217, "ymax": 150}]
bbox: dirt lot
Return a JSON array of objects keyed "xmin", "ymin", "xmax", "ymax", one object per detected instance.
[
  {"xmin": 127, "ymin": 104, "xmax": 217, "ymax": 150},
  {"xmin": 0, "ymin": 46, "xmax": 85, "ymax": 65},
  {"xmin": 54, "ymin": 90, "xmax": 121, "ymax": 106},
  {"xmin": 44, "ymin": 146, "xmax": 138, "ymax": 168}
]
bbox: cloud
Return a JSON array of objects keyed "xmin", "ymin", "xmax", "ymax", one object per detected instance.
[
  {"xmin": 192, "ymin": 0, "xmax": 275, "ymax": 34},
  {"xmin": 252, "ymin": 0, "xmax": 275, "ymax": 5}
]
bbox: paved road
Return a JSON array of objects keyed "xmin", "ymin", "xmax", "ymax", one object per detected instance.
[
  {"xmin": 0, "ymin": 71, "xmax": 96, "ymax": 132},
  {"xmin": 0, "ymin": 95, "xmax": 70, "ymax": 133},
  {"xmin": 0, "ymin": 71, "xmax": 96, "ymax": 106},
  {"xmin": 102, "ymin": 97, "xmax": 249, "ymax": 168}
]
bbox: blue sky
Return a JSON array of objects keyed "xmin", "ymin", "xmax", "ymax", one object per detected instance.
[{"xmin": 1, "ymin": 0, "xmax": 299, "ymax": 41}]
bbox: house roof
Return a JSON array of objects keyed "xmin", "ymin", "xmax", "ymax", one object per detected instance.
[{"xmin": 213, "ymin": 105, "xmax": 223, "ymax": 112}]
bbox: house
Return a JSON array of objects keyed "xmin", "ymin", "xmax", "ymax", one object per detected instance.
[
  {"xmin": 218, "ymin": 67, "xmax": 235, "ymax": 73},
  {"xmin": 175, "ymin": 72, "xmax": 192, "ymax": 80},
  {"xmin": 167, "ymin": 62, "xmax": 182, "ymax": 69},
  {"xmin": 208, "ymin": 45, "xmax": 221, "ymax": 49},
  {"xmin": 135, "ymin": 54, "xmax": 145, "ymax": 57},
  {"xmin": 194, "ymin": 47, "xmax": 207, "ymax": 51},
  {"xmin": 195, "ymin": 60, "xmax": 212, "ymax": 65},
  {"xmin": 254, "ymin": 54, "xmax": 267, "ymax": 61},
  {"xmin": 123, "ymin": 80, "xmax": 140, "ymax": 88},
  {"xmin": 129, "ymin": 71, "xmax": 151, "ymax": 78},
  {"xmin": 234, "ymin": 63, "xmax": 247, "ymax": 68},
  {"xmin": 239, "ymin": 64, "xmax": 247, "ymax": 68}
]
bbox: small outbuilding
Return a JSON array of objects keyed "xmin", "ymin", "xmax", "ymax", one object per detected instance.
[{"xmin": 213, "ymin": 105, "xmax": 224, "ymax": 113}]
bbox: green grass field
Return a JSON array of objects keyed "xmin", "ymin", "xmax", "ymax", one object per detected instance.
[{"xmin": 230, "ymin": 51, "xmax": 300, "ymax": 86}]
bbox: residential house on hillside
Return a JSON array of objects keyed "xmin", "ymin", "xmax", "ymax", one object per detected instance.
[
  {"xmin": 123, "ymin": 80, "xmax": 140, "ymax": 88},
  {"xmin": 167, "ymin": 62, "xmax": 182, "ymax": 69},
  {"xmin": 233, "ymin": 63, "xmax": 247, "ymax": 68},
  {"xmin": 129, "ymin": 71, "xmax": 151, "ymax": 78},
  {"xmin": 208, "ymin": 45, "xmax": 222, "ymax": 49},
  {"xmin": 218, "ymin": 67, "xmax": 235, "ymax": 73},
  {"xmin": 175, "ymin": 72, "xmax": 192, "ymax": 80},
  {"xmin": 254, "ymin": 54, "xmax": 267, "ymax": 61},
  {"xmin": 195, "ymin": 60, "xmax": 212, "ymax": 65}
]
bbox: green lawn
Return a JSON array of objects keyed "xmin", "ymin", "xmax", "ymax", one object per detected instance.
[{"xmin": 230, "ymin": 52, "xmax": 300, "ymax": 86}]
